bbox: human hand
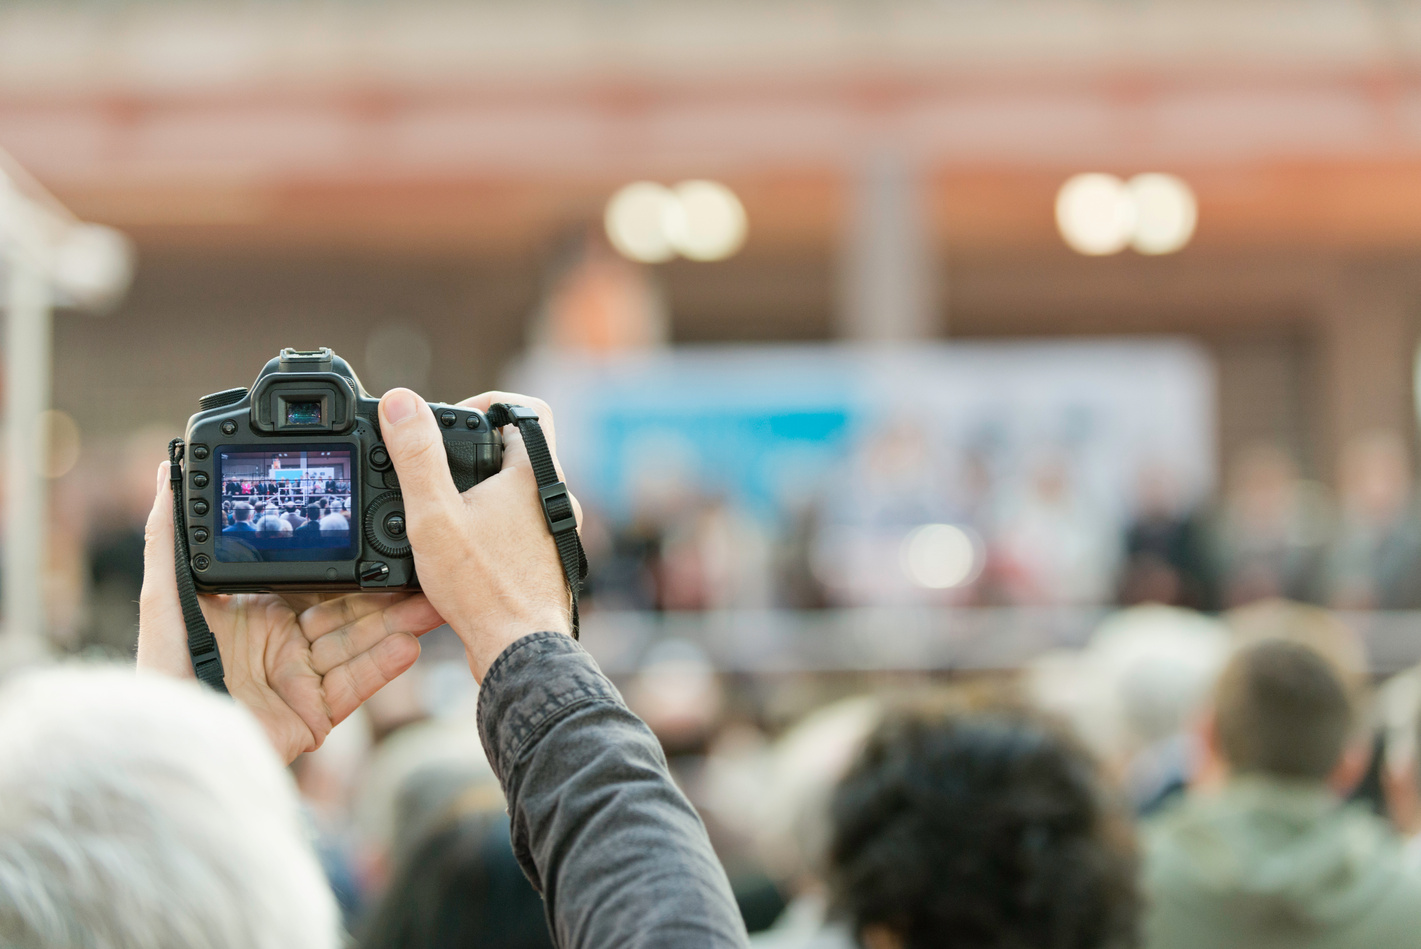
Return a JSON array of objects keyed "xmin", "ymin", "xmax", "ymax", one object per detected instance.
[
  {"xmin": 377, "ymin": 388, "xmax": 580, "ymax": 681},
  {"xmin": 138, "ymin": 461, "xmax": 444, "ymax": 763}
]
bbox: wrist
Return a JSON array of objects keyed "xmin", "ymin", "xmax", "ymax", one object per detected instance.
[{"xmin": 455, "ymin": 607, "xmax": 572, "ymax": 682}]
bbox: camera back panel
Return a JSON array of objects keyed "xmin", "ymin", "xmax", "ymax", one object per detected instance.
[{"xmin": 182, "ymin": 348, "xmax": 501, "ymax": 594}]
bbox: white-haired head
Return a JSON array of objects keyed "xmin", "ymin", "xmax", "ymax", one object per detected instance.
[
  {"xmin": 1027, "ymin": 605, "xmax": 1230, "ymax": 763},
  {"xmin": 0, "ymin": 665, "xmax": 339, "ymax": 949}
]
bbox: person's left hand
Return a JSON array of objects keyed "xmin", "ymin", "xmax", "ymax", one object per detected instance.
[{"xmin": 138, "ymin": 461, "xmax": 444, "ymax": 763}]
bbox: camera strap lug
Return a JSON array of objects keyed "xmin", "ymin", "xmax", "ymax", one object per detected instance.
[
  {"xmin": 169, "ymin": 438, "xmax": 229, "ymax": 694},
  {"xmin": 488, "ymin": 403, "xmax": 590, "ymax": 640}
]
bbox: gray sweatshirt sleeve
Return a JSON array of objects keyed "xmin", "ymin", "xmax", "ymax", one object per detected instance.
[{"xmin": 477, "ymin": 631, "xmax": 751, "ymax": 949}]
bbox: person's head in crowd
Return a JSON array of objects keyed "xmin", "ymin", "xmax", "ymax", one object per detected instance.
[
  {"xmin": 231, "ymin": 501, "xmax": 253, "ymax": 523},
  {"xmin": 254, "ymin": 501, "xmax": 267, "ymax": 515},
  {"xmin": 753, "ymin": 696, "xmax": 882, "ymax": 893},
  {"xmin": 306, "ymin": 503, "xmax": 323, "ymax": 521},
  {"xmin": 285, "ymin": 502, "xmax": 297, "ymax": 514},
  {"xmin": 0, "ymin": 665, "xmax": 339, "ymax": 948},
  {"xmin": 828, "ymin": 701, "xmax": 1139, "ymax": 949},
  {"xmin": 1224, "ymin": 599, "xmax": 1368, "ymax": 700},
  {"xmin": 358, "ymin": 802, "xmax": 552, "ymax": 949},
  {"xmin": 1200, "ymin": 637, "xmax": 1362, "ymax": 792},
  {"xmin": 320, "ymin": 497, "xmax": 330, "ymax": 510},
  {"xmin": 1026, "ymin": 606, "xmax": 1229, "ymax": 813}
]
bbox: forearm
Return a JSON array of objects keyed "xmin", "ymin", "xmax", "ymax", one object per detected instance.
[{"xmin": 478, "ymin": 632, "xmax": 749, "ymax": 949}]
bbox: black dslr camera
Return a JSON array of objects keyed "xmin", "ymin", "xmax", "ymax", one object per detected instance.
[{"xmin": 181, "ymin": 347, "xmax": 502, "ymax": 593}]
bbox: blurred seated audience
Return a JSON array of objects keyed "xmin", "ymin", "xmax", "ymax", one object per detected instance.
[
  {"xmin": 0, "ymin": 666, "xmax": 340, "ymax": 949},
  {"xmin": 828, "ymin": 700, "xmax": 1140, "ymax": 949},
  {"xmin": 1142, "ymin": 636, "xmax": 1421, "ymax": 949}
]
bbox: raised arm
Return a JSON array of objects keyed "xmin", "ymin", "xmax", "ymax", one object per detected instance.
[{"xmin": 378, "ymin": 387, "xmax": 749, "ymax": 949}]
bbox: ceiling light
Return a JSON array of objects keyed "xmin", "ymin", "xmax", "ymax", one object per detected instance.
[
  {"xmin": 1128, "ymin": 173, "xmax": 1197, "ymax": 255},
  {"xmin": 605, "ymin": 182, "xmax": 678, "ymax": 264},
  {"xmin": 1056, "ymin": 174, "xmax": 1136, "ymax": 256},
  {"xmin": 667, "ymin": 180, "xmax": 747, "ymax": 262}
]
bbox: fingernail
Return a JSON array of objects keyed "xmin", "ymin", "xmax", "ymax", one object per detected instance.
[{"xmin": 383, "ymin": 389, "xmax": 418, "ymax": 425}]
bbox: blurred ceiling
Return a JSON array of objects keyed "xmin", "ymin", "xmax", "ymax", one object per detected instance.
[{"xmin": 5, "ymin": 1, "xmax": 1421, "ymax": 258}]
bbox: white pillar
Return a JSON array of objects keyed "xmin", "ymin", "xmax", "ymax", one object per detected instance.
[
  {"xmin": 837, "ymin": 150, "xmax": 940, "ymax": 341},
  {"xmin": 2, "ymin": 252, "xmax": 51, "ymax": 662}
]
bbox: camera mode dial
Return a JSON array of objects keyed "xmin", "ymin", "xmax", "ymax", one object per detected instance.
[
  {"xmin": 199, "ymin": 388, "xmax": 249, "ymax": 412},
  {"xmin": 364, "ymin": 492, "xmax": 412, "ymax": 558}
]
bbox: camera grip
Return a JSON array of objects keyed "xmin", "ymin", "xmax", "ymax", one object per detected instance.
[{"xmin": 444, "ymin": 439, "xmax": 484, "ymax": 492}]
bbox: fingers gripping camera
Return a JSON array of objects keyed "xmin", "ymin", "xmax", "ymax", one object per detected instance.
[{"xmin": 181, "ymin": 348, "xmax": 502, "ymax": 592}]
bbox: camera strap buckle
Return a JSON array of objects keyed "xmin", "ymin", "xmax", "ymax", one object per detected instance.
[
  {"xmin": 169, "ymin": 438, "xmax": 229, "ymax": 695},
  {"xmin": 538, "ymin": 481, "xmax": 578, "ymax": 535},
  {"xmin": 488, "ymin": 403, "xmax": 589, "ymax": 639}
]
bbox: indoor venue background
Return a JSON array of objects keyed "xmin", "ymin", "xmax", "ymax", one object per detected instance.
[{"xmin": 7, "ymin": 0, "xmax": 1421, "ymax": 938}]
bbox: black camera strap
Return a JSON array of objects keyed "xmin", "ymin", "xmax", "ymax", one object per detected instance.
[
  {"xmin": 168, "ymin": 439, "xmax": 229, "ymax": 693},
  {"xmin": 486, "ymin": 403, "xmax": 589, "ymax": 639}
]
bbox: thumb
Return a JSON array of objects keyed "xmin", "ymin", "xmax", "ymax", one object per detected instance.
[{"xmin": 379, "ymin": 388, "xmax": 462, "ymax": 532}]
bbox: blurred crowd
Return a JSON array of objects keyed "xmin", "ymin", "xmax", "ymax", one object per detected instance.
[
  {"xmin": 582, "ymin": 429, "xmax": 1421, "ymax": 615},
  {"xmin": 290, "ymin": 599, "xmax": 1421, "ymax": 947},
  {"xmin": 14, "ymin": 597, "xmax": 1421, "ymax": 948}
]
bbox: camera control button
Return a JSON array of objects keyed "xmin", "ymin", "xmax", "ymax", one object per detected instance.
[
  {"xmin": 221, "ymin": 420, "xmax": 237, "ymax": 436},
  {"xmin": 359, "ymin": 561, "xmax": 390, "ymax": 584},
  {"xmin": 365, "ymin": 492, "xmax": 412, "ymax": 557},
  {"xmin": 192, "ymin": 472, "xmax": 209, "ymax": 488},
  {"xmin": 192, "ymin": 527, "xmax": 210, "ymax": 543},
  {"xmin": 466, "ymin": 414, "xmax": 481, "ymax": 429},
  {"xmin": 191, "ymin": 445, "xmax": 210, "ymax": 461},
  {"xmin": 439, "ymin": 410, "xmax": 457, "ymax": 428},
  {"xmin": 369, "ymin": 446, "xmax": 391, "ymax": 470},
  {"xmin": 191, "ymin": 499, "xmax": 209, "ymax": 516},
  {"xmin": 192, "ymin": 554, "xmax": 211, "ymax": 571}
]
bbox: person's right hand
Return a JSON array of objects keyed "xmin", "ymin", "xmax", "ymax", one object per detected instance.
[{"xmin": 377, "ymin": 388, "xmax": 582, "ymax": 681}]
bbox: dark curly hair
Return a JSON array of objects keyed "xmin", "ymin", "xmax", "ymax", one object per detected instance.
[{"xmin": 828, "ymin": 704, "xmax": 1139, "ymax": 949}]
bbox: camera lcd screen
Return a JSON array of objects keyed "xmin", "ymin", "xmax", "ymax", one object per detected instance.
[
  {"xmin": 215, "ymin": 446, "xmax": 357, "ymax": 563},
  {"xmin": 286, "ymin": 401, "xmax": 322, "ymax": 426}
]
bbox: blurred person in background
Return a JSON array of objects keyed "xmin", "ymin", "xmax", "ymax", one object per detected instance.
[
  {"xmin": 1214, "ymin": 444, "xmax": 1331, "ymax": 607},
  {"xmin": 1117, "ymin": 465, "xmax": 1216, "ymax": 610},
  {"xmin": 750, "ymin": 697, "xmax": 882, "ymax": 949},
  {"xmin": 0, "ymin": 666, "xmax": 341, "ymax": 949},
  {"xmin": 828, "ymin": 700, "xmax": 1140, "ymax": 949},
  {"xmin": 994, "ymin": 457, "xmax": 1121, "ymax": 606},
  {"xmin": 1142, "ymin": 636, "xmax": 1421, "ymax": 949},
  {"xmin": 358, "ymin": 791, "xmax": 552, "ymax": 949},
  {"xmin": 1025, "ymin": 606, "xmax": 1230, "ymax": 816},
  {"xmin": 1323, "ymin": 430, "xmax": 1421, "ymax": 609}
]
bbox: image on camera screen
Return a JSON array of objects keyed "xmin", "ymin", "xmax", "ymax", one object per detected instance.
[{"xmin": 215, "ymin": 446, "xmax": 357, "ymax": 563}]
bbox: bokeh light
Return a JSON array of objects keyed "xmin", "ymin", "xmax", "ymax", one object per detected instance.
[
  {"xmin": 667, "ymin": 181, "xmax": 747, "ymax": 262},
  {"xmin": 1056, "ymin": 174, "xmax": 1136, "ymax": 256},
  {"xmin": 900, "ymin": 523, "xmax": 982, "ymax": 590},
  {"xmin": 1128, "ymin": 174, "xmax": 1198, "ymax": 255},
  {"xmin": 605, "ymin": 182, "xmax": 679, "ymax": 264}
]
